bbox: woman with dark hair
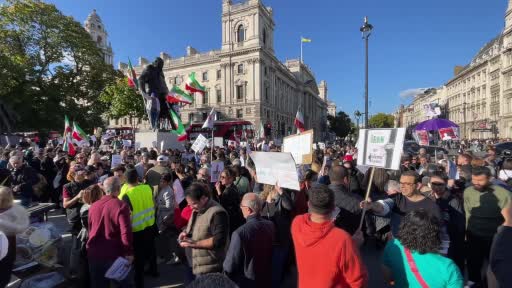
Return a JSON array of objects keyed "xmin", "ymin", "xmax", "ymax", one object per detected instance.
[
  {"xmin": 382, "ymin": 209, "xmax": 463, "ymax": 287},
  {"xmin": 215, "ymin": 168, "xmax": 244, "ymax": 235}
]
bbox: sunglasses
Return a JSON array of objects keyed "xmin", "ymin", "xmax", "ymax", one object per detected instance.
[{"xmin": 431, "ymin": 182, "xmax": 446, "ymax": 187}]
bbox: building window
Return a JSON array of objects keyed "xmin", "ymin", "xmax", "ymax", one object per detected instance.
[
  {"xmin": 216, "ymin": 89, "xmax": 222, "ymax": 103},
  {"xmin": 266, "ymin": 110, "xmax": 270, "ymax": 118},
  {"xmin": 263, "ymin": 28, "xmax": 267, "ymax": 45},
  {"xmin": 114, "ymin": 119, "xmax": 119, "ymax": 125},
  {"xmin": 203, "ymin": 90, "xmax": 209, "ymax": 104},
  {"xmin": 202, "ymin": 113, "xmax": 208, "ymax": 121},
  {"xmin": 174, "ymin": 76, "xmax": 181, "ymax": 85},
  {"xmin": 236, "ymin": 85, "xmax": 244, "ymax": 101},
  {"xmin": 236, "ymin": 109, "xmax": 243, "ymax": 118},
  {"xmin": 123, "ymin": 118, "xmax": 127, "ymax": 125},
  {"xmin": 237, "ymin": 64, "xmax": 244, "ymax": 74},
  {"xmin": 188, "ymin": 113, "xmax": 194, "ymax": 123},
  {"xmin": 237, "ymin": 25, "xmax": 245, "ymax": 42},
  {"xmin": 265, "ymin": 86, "xmax": 269, "ymax": 101},
  {"xmin": 138, "ymin": 118, "xmax": 142, "ymax": 124},
  {"xmin": 264, "ymin": 66, "xmax": 268, "ymax": 76},
  {"xmin": 202, "ymin": 71, "xmax": 208, "ymax": 81},
  {"xmin": 216, "ymin": 112, "xmax": 222, "ymax": 120},
  {"xmin": 216, "ymin": 70, "xmax": 221, "ymax": 80},
  {"xmin": 97, "ymin": 36, "xmax": 102, "ymax": 45}
]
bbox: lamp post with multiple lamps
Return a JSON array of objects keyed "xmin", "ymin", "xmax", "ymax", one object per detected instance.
[{"xmin": 360, "ymin": 16, "xmax": 373, "ymax": 128}]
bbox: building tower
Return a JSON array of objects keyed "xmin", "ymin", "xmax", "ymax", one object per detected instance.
[{"xmin": 84, "ymin": 9, "xmax": 113, "ymax": 65}]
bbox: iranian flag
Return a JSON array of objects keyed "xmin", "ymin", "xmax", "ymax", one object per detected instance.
[
  {"xmin": 127, "ymin": 58, "xmax": 139, "ymax": 89},
  {"xmin": 185, "ymin": 72, "xmax": 206, "ymax": 95},
  {"xmin": 168, "ymin": 85, "xmax": 194, "ymax": 104},
  {"xmin": 294, "ymin": 109, "xmax": 305, "ymax": 133},
  {"xmin": 72, "ymin": 122, "xmax": 88, "ymax": 142},
  {"xmin": 63, "ymin": 116, "xmax": 76, "ymax": 156},
  {"xmin": 169, "ymin": 109, "xmax": 188, "ymax": 142}
]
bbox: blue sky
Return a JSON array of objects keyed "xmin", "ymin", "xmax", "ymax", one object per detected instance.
[{"xmin": 44, "ymin": 0, "xmax": 509, "ymax": 120}]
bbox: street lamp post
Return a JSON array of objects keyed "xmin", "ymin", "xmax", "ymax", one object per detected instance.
[
  {"xmin": 360, "ymin": 16, "xmax": 373, "ymax": 129},
  {"xmin": 463, "ymin": 102, "xmax": 467, "ymax": 139}
]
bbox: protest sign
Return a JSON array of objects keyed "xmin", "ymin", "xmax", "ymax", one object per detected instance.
[
  {"xmin": 283, "ymin": 130, "xmax": 313, "ymax": 165},
  {"xmin": 111, "ymin": 154, "xmax": 123, "ymax": 168},
  {"xmin": 191, "ymin": 134, "xmax": 208, "ymax": 153},
  {"xmin": 356, "ymin": 128, "xmax": 405, "ymax": 170},
  {"xmin": 122, "ymin": 140, "xmax": 132, "ymax": 147},
  {"xmin": 160, "ymin": 140, "xmax": 164, "ymax": 152},
  {"xmin": 439, "ymin": 127, "xmax": 458, "ymax": 140},
  {"xmin": 134, "ymin": 142, "xmax": 141, "ymax": 150},
  {"xmin": 415, "ymin": 130, "xmax": 429, "ymax": 146},
  {"xmin": 214, "ymin": 137, "xmax": 224, "ymax": 148},
  {"xmin": 240, "ymin": 142, "xmax": 247, "ymax": 148},
  {"xmin": 249, "ymin": 152, "xmax": 300, "ymax": 190},
  {"xmin": 210, "ymin": 161, "xmax": 225, "ymax": 183}
]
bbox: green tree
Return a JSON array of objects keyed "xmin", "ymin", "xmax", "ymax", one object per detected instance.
[
  {"xmin": 0, "ymin": 0, "xmax": 118, "ymax": 133},
  {"xmin": 369, "ymin": 113, "xmax": 395, "ymax": 128},
  {"xmin": 100, "ymin": 78, "xmax": 146, "ymax": 131},
  {"xmin": 327, "ymin": 111, "xmax": 353, "ymax": 138}
]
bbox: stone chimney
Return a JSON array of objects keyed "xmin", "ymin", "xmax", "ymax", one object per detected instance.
[
  {"xmin": 139, "ymin": 57, "xmax": 149, "ymax": 66},
  {"xmin": 160, "ymin": 52, "xmax": 171, "ymax": 61},
  {"xmin": 186, "ymin": 46, "xmax": 198, "ymax": 56}
]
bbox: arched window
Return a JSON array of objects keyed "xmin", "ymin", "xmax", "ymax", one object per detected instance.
[{"xmin": 237, "ymin": 25, "xmax": 245, "ymax": 42}]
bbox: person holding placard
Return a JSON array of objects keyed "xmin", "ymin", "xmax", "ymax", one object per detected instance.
[{"xmin": 215, "ymin": 168, "xmax": 244, "ymax": 236}]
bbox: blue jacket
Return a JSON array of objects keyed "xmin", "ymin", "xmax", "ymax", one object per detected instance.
[{"xmin": 223, "ymin": 214, "xmax": 275, "ymax": 288}]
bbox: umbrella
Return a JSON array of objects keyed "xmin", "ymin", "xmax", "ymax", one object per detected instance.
[{"xmin": 414, "ymin": 118, "xmax": 459, "ymax": 131}]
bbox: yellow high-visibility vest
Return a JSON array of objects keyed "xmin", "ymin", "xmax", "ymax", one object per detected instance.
[{"xmin": 125, "ymin": 184, "xmax": 155, "ymax": 232}]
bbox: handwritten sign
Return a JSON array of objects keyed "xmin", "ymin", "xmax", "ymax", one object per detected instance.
[
  {"xmin": 249, "ymin": 152, "xmax": 300, "ymax": 190},
  {"xmin": 111, "ymin": 154, "xmax": 123, "ymax": 168},
  {"xmin": 283, "ymin": 130, "xmax": 313, "ymax": 165},
  {"xmin": 191, "ymin": 134, "xmax": 208, "ymax": 153},
  {"xmin": 356, "ymin": 128, "xmax": 405, "ymax": 170},
  {"xmin": 210, "ymin": 161, "xmax": 225, "ymax": 183}
]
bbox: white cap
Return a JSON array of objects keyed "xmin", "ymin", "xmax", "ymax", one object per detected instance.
[{"xmin": 157, "ymin": 155, "xmax": 168, "ymax": 162}]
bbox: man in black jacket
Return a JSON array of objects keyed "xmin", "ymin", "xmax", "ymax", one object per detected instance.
[
  {"xmin": 9, "ymin": 155, "xmax": 38, "ymax": 207},
  {"xmin": 328, "ymin": 165, "xmax": 363, "ymax": 235},
  {"xmin": 223, "ymin": 193, "xmax": 274, "ymax": 288}
]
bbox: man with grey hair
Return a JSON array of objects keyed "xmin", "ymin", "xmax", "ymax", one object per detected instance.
[
  {"xmin": 223, "ymin": 193, "xmax": 274, "ymax": 288},
  {"xmin": 87, "ymin": 176, "xmax": 135, "ymax": 288},
  {"xmin": 9, "ymin": 155, "xmax": 38, "ymax": 207}
]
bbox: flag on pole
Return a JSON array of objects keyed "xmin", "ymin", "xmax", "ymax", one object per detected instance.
[
  {"xmin": 301, "ymin": 37, "xmax": 312, "ymax": 43},
  {"xmin": 185, "ymin": 72, "xmax": 206, "ymax": 95},
  {"xmin": 168, "ymin": 85, "xmax": 194, "ymax": 104},
  {"xmin": 63, "ymin": 116, "xmax": 75, "ymax": 156},
  {"xmin": 127, "ymin": 58, "xmax": 139, "ymax": 89},
  {"xmin": 259, "ymin": 122, "xmax": 265, "ymax": 139},
  {"xmin": 202, "ymin": 108, "xmax": 215, "ymax": 129},
  {"xmin": 294, "ymin": 109, "xmax": 305, "ymax": 133},
  {"xmin": 72, "ymin": 122, "xmax": 89, "ymax": 142},
  {"xmin": 169, "ymin": 109, "xmax": 188, "ymax": 142}
]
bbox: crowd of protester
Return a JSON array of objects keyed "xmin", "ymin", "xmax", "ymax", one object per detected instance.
[{"xmin": 0, "ymin": 136, "xmax": 511, "ymax": 288}]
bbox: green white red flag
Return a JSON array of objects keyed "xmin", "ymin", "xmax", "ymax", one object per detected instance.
[
  {"xmin": 185, "ymin": 72, "xmax": 206, "ymax": 95},
  {"xmin": 72, "ymin": 122, "xmax": 88, "ymax": 142},
  {"xmin": 63, "ymin": 115, "xmax": 75, "ymax": 156},
  {"xmin": 168, "ymin": 85, "xmax": 194, "ymax": 104},
  {"xmin": 169, "ymin": 109, "xmax": 188, "ymax": 142},
  {"xmin": 127, "ymin": 58, "xmax": 139, "ymax": 89}
]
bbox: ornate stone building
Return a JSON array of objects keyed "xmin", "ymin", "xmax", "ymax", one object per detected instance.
[
  {"xmin": 396, "ymin": 87, "xmax": 447, "ymax": 129},
  {"xmin": 84, "ymin": 9, "xmax": 113, "ymax": 66},
  {"xmin": 116, "ymin": 0, "xmax": 329, "ymax": 140}
]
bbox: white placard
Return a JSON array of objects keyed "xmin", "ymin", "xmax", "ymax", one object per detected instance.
[
  {"xmin": 160, "ymin": 140, "xmax": 164, "ymax": 152},
  {"xmin": 122, "ymin": 140, "xmax": 131, "ymax": 147},
  {"xmin": 283, "ymin": 130, "xmax": 313, "ymax": 165},
  {"xmin": 191, "ymin": 134, "xmax": 208, "ymax": 153},
  {"xmin": 240, "ymin": 141, "xmax": 247, "ymax": 147},
  {"xmin": 249, "ymin": 152, "xmax": 300, "ymax": 190},
  {"xmin": 210, "ymin": 161, "xmax": 225, "ymax": 183},
  {"xmin": 111, "ymin": 154, "xmax": 123, "ymax": 168},
  {"xmin": 134, "ymin": 142, "xmax": 141, "ymax": 150},
  {"xmin": 356, "ymin": 128, "xmax": 406, "ymax": 170},
  {"xmin": 214, "ymin": 137, "xmax": 224, "ymax": 148}
]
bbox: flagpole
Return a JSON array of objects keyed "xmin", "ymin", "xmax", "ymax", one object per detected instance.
[
  {"xmin": 210, "ymin": 127, "xmax": 214, "ymax": 163},
  {"xmin": 300, "ymin": 37, "xmax": 303, "ymax": 63}
]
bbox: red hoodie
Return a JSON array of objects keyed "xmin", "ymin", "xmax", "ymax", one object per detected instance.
[{"xmin": 291, "ymin": 214, "xmax": 368, "ymax": 288}]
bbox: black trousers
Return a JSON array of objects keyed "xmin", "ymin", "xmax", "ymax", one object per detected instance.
[
  {"xmin": 467, "ymin": 232, "xmax": 494, "ymax": 286},
  {"xmin": 133, "ymin": 226, "xmax": 158, "ymax": 288},
  {"xmin": 0, "ymin": 236, "xmax": 15, "ymax": 288}
]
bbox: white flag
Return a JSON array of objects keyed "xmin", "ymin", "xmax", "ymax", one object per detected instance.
[{"xmin": 202, "ymin": 108, "xmax": 215, "ymax": 129}]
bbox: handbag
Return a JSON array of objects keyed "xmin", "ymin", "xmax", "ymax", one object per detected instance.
[{"xmin": 403, "ymin": 247, "xmax": 429, "ymax": 288}]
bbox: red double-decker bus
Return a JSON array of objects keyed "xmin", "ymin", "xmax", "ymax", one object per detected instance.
[{"xmin": 187, "ymin": 120, "xmax": 255, "ymax": 141}]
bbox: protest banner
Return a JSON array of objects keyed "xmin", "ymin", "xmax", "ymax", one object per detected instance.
[
  {"xmin": 122, "ymin": 140, "xmax": 132, "ymax": 147},
  {"xmin": 214, "ymin": 137, "xmax": 224, "ymax": 148},
  {"xmin": 356, "ymin": 128, "xmax": 406, "ymax": 170},
  {"xmin": 283, "ymin": 129, "xmax": 313, "ymax": 165},
  {"xmin": 210, "ymin": 161, "xmax": 225, "ymax": 183},
  {"xmin": 439, "ymin": 127, "xmax": 458, "ymax": 140},
  {"xmin": 111, "ymin": 154, "xmax": 123, "ymax": 168},
  {"xmin": 249, "ymin": 152, "xmax": 300, "ymax": 190},
  {"xmin": 415, "ymin": 130, "xmax": 429, "ymax": 146},
  {"xmin": 191, "ymin": 134, "xmax": 208, "ymax": 153}
]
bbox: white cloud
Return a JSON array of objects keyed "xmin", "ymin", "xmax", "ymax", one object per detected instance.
[{"xmin": 399, "ymin": 88, "xmax": 428, "ymax": 99}]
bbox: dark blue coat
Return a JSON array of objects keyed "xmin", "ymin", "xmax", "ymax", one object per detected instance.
[{"xmin": 223, "ymin": 214, "xmax": 275, "ymax": 288}]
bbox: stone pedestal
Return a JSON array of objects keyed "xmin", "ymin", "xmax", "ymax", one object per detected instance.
[{"xmin": 134, "ymin": 131, "xmax": 185, "ymax": 151}]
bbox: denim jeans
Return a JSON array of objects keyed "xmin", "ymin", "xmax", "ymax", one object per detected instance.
[
  {"xmin": 150, "ymin": 109, "xmax": 159, "ymax": 130},
  {"xmin": 89, "ymin": 259, "xmax": 135, "ymax": 288}
]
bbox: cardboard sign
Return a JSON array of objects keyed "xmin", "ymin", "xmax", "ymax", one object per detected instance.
[
  {"xmin": 249, "ymin": 152, "xmax": 300, "ymax": 190},
  {"xmin": 210, "ymin": 161, "xmax": 225, "ymax": 183},
  {"xmin": 191, "ymin": 134, "xmax": 208, "ymax": 153},
  {"xmin": 415, "ymin": 130, "xmax": 429, "ymax": 146},
  {"xmin": 356, "ymin": 128, "xmax": 406, "ymax": 170},
  {"xmin": 111, "ymin": 154, "xmax": 123, "ymax": 168},
  {"xmin": 283, "ymin": 130, "xmax": 313, "ymax": 165},
  {"xmin": 214, "ymin": 137, "xmax": 224, "ymax": 148}
]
